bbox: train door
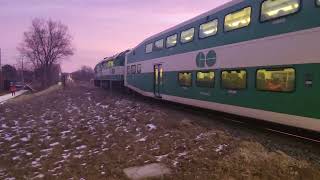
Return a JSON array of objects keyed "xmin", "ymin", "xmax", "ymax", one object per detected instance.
[{"xmin": 153, "ymin": 64, "xmax": 163, "ymax": 97}]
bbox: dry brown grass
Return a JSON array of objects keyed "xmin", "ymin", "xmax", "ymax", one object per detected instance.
[{"xmin": 0, "ymin": 83, "xmax": 319, "ymax": 179}]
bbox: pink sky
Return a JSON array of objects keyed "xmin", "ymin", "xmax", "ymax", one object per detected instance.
[{"xmin": 0, "ymin": 0, "xmax": 230, "ymax": 72}]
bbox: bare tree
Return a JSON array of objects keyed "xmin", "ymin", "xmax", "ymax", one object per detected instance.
[
  {"xmin": 18, "ymin": 18, "xmax": 74, "ymax": 87},
  {"xmin": 71, "ymin": 66, "xmax": 94, "ymax": 82}
]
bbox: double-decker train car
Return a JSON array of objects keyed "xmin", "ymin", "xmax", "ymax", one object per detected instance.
[
  {"xmin": 94, "ymin": 50, "xmax": 129, "ymax": 88},
  {"xmin": 124, "ymin": 0, "xmax": 320, "ymax": 132}
]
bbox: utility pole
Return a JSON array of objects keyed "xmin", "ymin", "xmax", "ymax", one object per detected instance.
[{"xmin": 21, "ymin": 56, "xmax": 24, "ymax": 84}]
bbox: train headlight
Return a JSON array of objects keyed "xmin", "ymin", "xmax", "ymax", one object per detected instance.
[{"xmin": 317, "ymin": 0, "xmax": 320, "ymax": 6}]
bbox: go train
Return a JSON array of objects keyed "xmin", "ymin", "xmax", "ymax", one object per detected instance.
[{"xmin": 95, "ymin": 0, "xmax": 320, "ymax": 132}]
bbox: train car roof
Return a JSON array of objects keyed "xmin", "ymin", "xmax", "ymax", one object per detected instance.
[
  {"xmin": 96, "ymin": 49, "xmax": 130, "ymax": 65},
  {"xmin": 131, "ymin": 0, "xmax": 243, "ymax": 51}
]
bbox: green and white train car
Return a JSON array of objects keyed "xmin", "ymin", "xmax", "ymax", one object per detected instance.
[
  {"xmin": 94, "ymin": 50, "xmax": 129, "ymax": 88},
  {"xmin": 125, "ymin": 0, "xmax": 320, "ymax": 132}
]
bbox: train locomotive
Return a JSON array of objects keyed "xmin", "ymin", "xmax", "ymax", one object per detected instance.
[{"xmin": 95, "ymin": 0, "xmax": 320, "ymax": 132}]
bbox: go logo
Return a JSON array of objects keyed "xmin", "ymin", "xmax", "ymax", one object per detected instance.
[{"xmin": 196, "ymin": 50, "xmax": 216, "ymax": 68}]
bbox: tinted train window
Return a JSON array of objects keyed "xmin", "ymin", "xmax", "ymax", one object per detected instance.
[
  {"xmin": 107, "ymin": 61, "xmax": 114, "ymax": 68},
  {"xmin": 131, "ymin": 65, "xmax": 136, "ymax": 74},
  {"xmin": 196, "ymin": 71, "xmax": 215, "ymax": 88},
  {"xmin": 224, "ymin": 7, "xmax": 252, "ymax": 32},
  {"xmin": 180, "ymin": 28, "xmax": 195, "ymax": 43},
  {"xmin": 127, "ymin": 66, "xmax": 130, "ymax": 74},
  {"xmin": 166, "ymin": 34, "xmax": 178, "ymax": 48},
  {"xmin": 145, "ymin": 43, "xmax": 153, "ymax": 53},
  {"xmin": 261, "ymin": 0, "xmax": 300, "ymax": 22},
  {"xmin": 137, "ymin": 64, "xmax": 142, "ymax": 73},
  {"xmin": 178, "ymin": 72, "xmax": 192, "ymax": 87},
  {"xmin": 256, "ymin": 68, "xmax": 295, "ymax": 92},
  {"xmin": 155, "ymin": 39, "xmax": 164, "ymax": 49},
  {"xmin": 221, "ymin": 70, "xmax": 247, "ymax": 89},
  {"xmin": 199, "ymin": 19, "xmax": 218, "ymax": 38}
]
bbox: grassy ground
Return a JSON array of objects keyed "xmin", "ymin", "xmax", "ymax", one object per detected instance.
[{"xmin": 0, "ymin": 82, "xmax": 319, "ymax": 180}]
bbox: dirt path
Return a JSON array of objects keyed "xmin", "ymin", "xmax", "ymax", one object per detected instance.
[{"xmin": 0, "ymin": 83, "xmax": 319, "ymax": 180}]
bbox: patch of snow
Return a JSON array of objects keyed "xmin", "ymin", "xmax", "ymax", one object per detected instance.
[
  {"xmin": 33, "ymin": 174, "xmax": 44, "ymax": 179},
  {"xmin": 32, "ymin": 160, "xmax": 41, "ymax": 168},
  {"xmin": 74, "ymin": 154, "xmax": 83, "ymax": 159},
  {"xmin": 155, "ymin": 154, "xmax": 169, "ymax": 162},
  {"xmin": 49, "ymin": 165, "xmax": 62, "ymax": 173},
  {"xmin": 150, "ymin": 146, "xmax": 160, "ymax": 151},
  {"xmin": 146, "ymin": 124, "xmax": 157, "ymax": 131},
  {"xmin": 106, "ymin": 134, "xmax": 112, "ymax": 138},
  {"xmin": 178, "ymin": 152, "xmax": 188, "ymax": 157},
  {"xmin": 2, "ymin": 124, "xmax": 8, "ymax": 128},
  {"xmin": 50, "ymin": 142, "xmax": 59, "ymax": 147},
  {"xmin": 26, "ymin": 152, "xmax": 33, "ymax": 156},
  {"xmin": 172, "ymin": 160, "xmax": 179, "ymax": 167},
  {"xmin": 62, "ymin": 153, "xmax": 70, "ymax": 159},
  {"xmin": 102, "ymin": 148, "xmax": 109, "ymax": 152},
  {"xmin": 108, "ymin": 115, "xmax": 118, "ymax": 120},
  {"xmin": 61, "ymin": 130, "xmax": 71, "ymax": 135},
  {"xmin": 12, "ymin": 156, "xmax": 20, "ymax": 161},
  {"xmin": 5, "ymin": 134, "xmax": 15, "ymax": 141},
  {"xmin": 44, "ymin": 120, "xmax": 53, "ymax": 124},
  {"xmin": 195, "ymin": 133, "xmax": 204, "ymax": 140},
  {"xmin": 100, "ymin": 105, "xmax": 109, "ymax": 109},
  {"xmin": 76, "ymin": 145, "xmax": 87, "ymax": 150},
  {"xmin": 40, "ymin": 148, "xmax": 52, "ymax": 153},
  {"xmin": 4, "ymin": 177, "xmax": 16, "ymax": 180},
  {"xmin": 54, "ymin": 160, "xmax": 65, "ymax": 165},
  {"xmin": 20, "ymin": 136, "xmax": 31, "ymax": 142},
  {"xmin": 215, "ymin": 144, "xmax": 228, "ymax": 153},
  {"xmin": 136, "ymin": 136, "xmax": 147, "ymax": 142}
]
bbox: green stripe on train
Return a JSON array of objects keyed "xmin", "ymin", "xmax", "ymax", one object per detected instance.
[
  {"xmin": 127, "ymin": 0, "xmax": 320, "ymax": 63},
  {"xmin": 96, "ymin": 75, "xmax": 124, "ymax": 81},
  {"xmin": 127, "ymin": 63, "xmax": 320, "ymax": 119}
]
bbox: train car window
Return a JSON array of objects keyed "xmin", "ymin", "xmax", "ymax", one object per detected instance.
[
  {"xmin": 131, "ymin": 65, "xmax": 136, "ymax": 74},
  {"xmin": 256, "ymin": 68, "xmax": 295, "ymax": 92},
  {"xmin": 199, "ymin": 19, "xmax": 218, "ymax": 38},
  {"xmin": 178, "ymin": 72, "xmax": 192, "ymax": 87},
  {"xmin": 107, "ymin": 61, "xmax": 114, "ymax": 68},
  {"xmin": 221, "ymin": 70, "xmax": 247, "ymax": 89},
  {"xmin": 196, "ymin": 71, "xmax": 215, "ymax": 88},
  {"xmin": 224, "ymin": 7, "xmax": 252, "ymax": 32},
  {"xmin": 166, "ymin": 34, "xmax": 178, "ymax": 48},
  {"xmin": 155, "ymin": 39, "xmax": 164, "ymax": 49},
  {"xmin": 127, "ymin": 66, "xmax": 130, "ymax": 74},
  {"xmin": 261, "ymin": 0, "xmax": 300, "ymax": 22},
  {"xmin": 145, "ymin": 43, "xmax": 153, "ymax": 53},
  {"xmin": 180, "ymin": 28, "xmax": 195, "ymax": 43},
  {"xmin": 137, "ymin": 64, "xmax": 142, "ymax": 73}
]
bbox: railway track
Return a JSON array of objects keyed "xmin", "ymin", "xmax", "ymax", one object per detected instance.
[
  {"xmin": 131, "ymin": 92, "xmax": 320, "ymax": 145},
  {"xmin": 177, "ymin": 103, "xmax": 320, "ymax": 144},
  {"xmin": 105, "ymin": 87, "xmax": 320, "ymax": 145}
]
